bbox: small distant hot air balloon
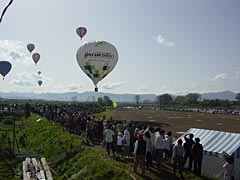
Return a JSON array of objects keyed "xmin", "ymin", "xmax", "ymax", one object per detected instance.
[
  {"xmin": 113, "ymin": 102, "xmax": 118, "ymax": 109},
  {"xmin": 76, "ymin": 27, "xmax": 87, "ymax": 40},
  {"xmin": 32, "ymin": 53, "xmax": 40, "ymax": 65},
  {"xmin": 38, "ymin": 80, "xmax": 42, "ymax": 86},
  {"xmin": 0, "ymin": 61, "xmax": 12, "ymax": 80},
  {"xmin": 76, "ymin": 41, "xmax": 118, "ymax": 92},
  {"xmin": 27, "ymin": 43, "xmax": 35, "ymax": 53},
  {"xmin": 37, "ymin": 70, "xmax": 41, "ymax": 75}
]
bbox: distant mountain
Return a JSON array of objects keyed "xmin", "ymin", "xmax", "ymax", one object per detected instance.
[
  {"xmin": 201, "ymin": 91, "xmax": 237, "ymax": 101},
  {"xmin": 0, "ymin": 91, "xmax": 157, "ymax": 102},
  {"xmin": 0, "ymin": 91, "xmax": 237, "ymax": 102}
]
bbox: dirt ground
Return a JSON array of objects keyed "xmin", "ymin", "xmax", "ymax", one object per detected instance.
[{"xmin": 111, "ymin": 109, "xmax": 240, "ymax": 136}]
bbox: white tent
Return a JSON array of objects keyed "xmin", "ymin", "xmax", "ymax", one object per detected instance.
[{"xmin": 175, "ymin": 128, "xmax": 240, "ymax": 179}]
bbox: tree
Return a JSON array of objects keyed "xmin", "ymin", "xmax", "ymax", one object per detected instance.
[
  {"xmin": 236, "ymin": 93, "xmax": 240, "ymax": 102},
  {"xmin": 0, "ymin": 0, "xmax": 14, "ymax": 23},
  {"xmin": 156, "ymin": 93, "xmax": 172, "ymax": 108},
  {"xmin": 103, "ymin": 96, "xmax": 113, "ymax": 106},
  {"xmin": 98, "ymin": 96, "xmax": 113, "ymax": 107},
  {"xmin": 25, "ymin": 103, "xmax": 30, "ymax": 118},
  {"xmin": 160, "ymin": 94, "xmax": 173, "ymax": 105},
  {"xmin": 175, "ymin": 96, "xmax": 186, "ymax": 105},
  {"xmin": 97, "ymin": 97, "xmax": 105, "ymax": 106},
  {"xmin": 135, "ymin": 95, "xmax": 140, "ymax": 106},
  {"xmin": 186, "ymin": 93, "xmax": 201, "ymax": 105}
]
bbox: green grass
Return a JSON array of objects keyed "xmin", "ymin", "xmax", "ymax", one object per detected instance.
[{"xmin": 16, "ymin": 114, "xmax": 131, "ymax": 180}]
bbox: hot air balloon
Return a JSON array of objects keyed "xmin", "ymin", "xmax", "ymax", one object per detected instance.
[
  {"xmin": 76, "ymin": 27, "xmax": 87, "ymax": 40},
  {"xmin": 32, "ymin": 53, "xmax": 40, "ymax": 65},
  {"xmin": 37, "ymin": 70, "xmax": 41, "ymax": 75},
  {"xmin": 27, "ymin": 43, "xmax": 35, "ymax": 53},
  {"xmin": 0, "ymin": 61, "xmax": 12, "ymax": 80},
  {"xmin": 76, "ymin": 41, "xmax": 118, "ymax": 92},
  {"xmin": 113, "ymin": 102, "xmax": 118, "ymax": 109},
  {"xmin": 38, "ymin": 80, "xmax": 42, "ymax": 86}
]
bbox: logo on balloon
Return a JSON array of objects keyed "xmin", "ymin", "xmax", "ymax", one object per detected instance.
[{"xmin": 84, "ymin": 52, "xmax": 115, "ymax": 59}]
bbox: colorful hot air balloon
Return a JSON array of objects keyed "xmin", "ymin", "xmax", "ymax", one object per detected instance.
[
  {"xmin": 76, "ymin": 27, "xmax": 87, "ymax": 40},
  {"xmin": 0, "ymin": 61, "xmax": 12, "ymax": 80},
  {"xmin": 32, "ymin": 53, "xmax": 40, "ymax": 65},
  {"xmin": 76, "ymin": 41, "xmax": 118, "ymax": 92},
  {"xmin": 38, "ymin": 80, "xmax": 42, "ymax": 86},
  {"xmin": 37, "ymin": 70, "xmax": 41, "ymax": 75},
  {"xmin": 27, "ymin": 43, "xmax": 35, "ymax": 53}
]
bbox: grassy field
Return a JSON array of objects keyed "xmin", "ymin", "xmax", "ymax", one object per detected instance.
[{"xmin": 111, "ymin": 109, "xmax": 240, "ymax": 136}]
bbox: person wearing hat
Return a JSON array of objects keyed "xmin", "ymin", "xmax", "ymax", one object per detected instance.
[{"xmin": 132, "ymin": 133, "xmax": 146, "ymax": 176}]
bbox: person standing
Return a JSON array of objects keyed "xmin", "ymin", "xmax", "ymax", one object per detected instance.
[
  {"xmin": 103, "ymin": 124, "xmax": 115, "ymax": 156},
  {"xmin": 132, "ymin": 133, "xmax": 146, "ymax": 176},
  {"xmin": 164, "ymin": 131, "xmax": 172, "ymax": 162},
  {"xmin": 144, "ymin": 131, "xmax": 152, "ymax": 169},
  {"xmin": 183, "ymin": 133, "xmax": 195, "ymax": 171},
  {"xmin": 155, "ymin": 129, "xmax": 165, "ymax": 170},
  {"xmin": 223, "ymin": 154, "xmax": 234, "ymax": 180},
  {"xmin": 116, "ymin": 132, "xmax": 123, "ymax": 157},
  {"xmin": 123, "ymin": 125, "xmax": 131, "ymax": 159},
  {"xmin": 191, "ymin": 137, "xmax": 203, "ymax": 176},
  {"xmin": 173, "ymin": 139, "xmax": 184, "ymax": 178}
]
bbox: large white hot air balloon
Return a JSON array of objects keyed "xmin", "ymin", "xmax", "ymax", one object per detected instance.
[{"xmin": 76, "ymin": 41, "xmax": 118, "ymax": 92}]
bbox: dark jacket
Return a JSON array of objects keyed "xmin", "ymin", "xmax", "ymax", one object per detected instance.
[
  {"xmin": 184, "ymin": 135, "xmax": 195, "ymax": 155},
  {"xmin": 191, "ymin": 143, "xmax": 203, "ymax": 161},
  {"xmin": 136, "ymin": 139, "xmax": 146, "ymax": 155}
]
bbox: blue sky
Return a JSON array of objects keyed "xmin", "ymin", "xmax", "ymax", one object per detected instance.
[{"xmin": 0, "ymin": 0, "xmax": 240, "ymax": 95}]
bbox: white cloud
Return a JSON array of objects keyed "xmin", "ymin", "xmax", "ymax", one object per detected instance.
[
  {"xmin": 138, "ymin": 85, "xmax": 148, "ymax": 91},
  {"xmin": 154, "ymin": 34, "xmax": 175, "ymax": 47},
  {"xmin": 0, "ymin": 40, "xmax": 32, "ymax": 65},
  {"xmin": 192, "ymin": 81, "xmax": 200, "ymax": 87},
  {"xmin": 102, "ymin": 82, "xmax": 124, "ymax": 90},
  {"xmin": 235, "ymin": 71, "xmax": 240, "ymax": 79},
  {"xmin": 211, "ymin": 73, "xmax": 227, "ymax": 81},
  {"xmin": 10, "ymin": 71, "xmax": 53, "ymax": 87},
  {"xmin": 66, "ymin": 83, "xmax": 82, "ymax": 91}
]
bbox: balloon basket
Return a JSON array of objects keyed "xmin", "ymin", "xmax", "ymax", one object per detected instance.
[{"xmin": 94, "ymin": 87, "xmax": 98, "ymax": 92}]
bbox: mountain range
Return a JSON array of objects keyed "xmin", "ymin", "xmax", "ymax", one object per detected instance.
[{"xmin": 0, "ymin": 91, "xmax": 238, "ymax": 102}]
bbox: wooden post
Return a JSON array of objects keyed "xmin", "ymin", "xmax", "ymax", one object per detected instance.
[{"xmin": 41, "ymin": 157, "xmax": 53, "ymax": 180}]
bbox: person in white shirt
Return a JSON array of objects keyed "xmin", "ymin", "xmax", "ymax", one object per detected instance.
[
  {"xmin": 116, "ymin": 132, "xmax": 123, "ymax": 157},
  {"xmin": 154, "ymin": 129, "xmax": 165, "ymax": 170},
  {"xmin": 103, "ymin": 124, "xmax": 115, "ymax": 156},
  {"xmin": 163, "ymin": 131, "xmax": 172, "ymax": 162},
  {"xmin": 123, "ymin": 126, "xmax": 131, "ymax": 159},
  {"xmin": 173, "ymin": 139, "xmax": 184, "ymax": 178}
]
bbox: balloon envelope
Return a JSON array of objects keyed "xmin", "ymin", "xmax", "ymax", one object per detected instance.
[
  {"xmin": 27, "ymin": 44, "xmax": 35, "ymax": 53},
  {"xmin": 113, "ymin": 102, "xmax": 118, "ymax": 109},
  {"xmin": 32, "ymin": 53, "xmax": 40, "ymax": 65},
  {"xmin": 0, "ymin": 61, "xmax": 12, "ymax": 79},
  {"xmin": 76, "ymin": 27, "xmax": 87, "ymax": 39},
  {"xmin": 76, "ymin": 41, "xmax": 118, "ymax": 90},
  {"xmin": 37, "ymin": 71, "xmax": 41, "ymax": 75},
  {"xmin": 38, "ymin": 80, "xmax": 42, "ymax": 86}
]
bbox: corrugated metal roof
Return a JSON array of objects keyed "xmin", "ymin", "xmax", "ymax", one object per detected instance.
[{"xmin": 178, "ymin": 128, "xmax": 240, "ymax": 156}]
